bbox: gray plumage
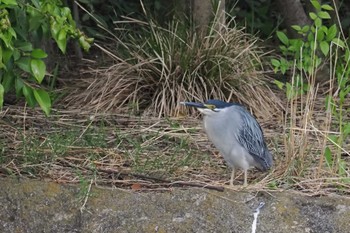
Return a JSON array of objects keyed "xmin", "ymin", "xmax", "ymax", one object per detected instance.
[{"xmin": 181, "ymin": 99, "xmax": 273, "ymax": 186}]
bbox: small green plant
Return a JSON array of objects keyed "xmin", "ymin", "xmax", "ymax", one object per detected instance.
[
  {"xmin": 0, "ymin": 0, "xmax": 93, "ymax": 115},
  {"xmin": 271, "ymin": 0, "xmax": 350, "ymax": 177},
  {"xmin": 272, "ymin": 1, "xmax": 342, "ymax": 85}
]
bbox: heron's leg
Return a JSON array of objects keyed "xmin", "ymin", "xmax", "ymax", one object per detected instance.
[
  {"xmin": 243, "ymin": 169, "xmax": 248, "ymax": 187},
  {"xmin": 230, "ymin": 168, "xmax": 235, "ymax": 186}
]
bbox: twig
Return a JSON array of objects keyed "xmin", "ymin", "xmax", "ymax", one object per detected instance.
[
  {"xmin": 169, "ymin": 181, "xmax": 225, "ymax": 192},
  {"xmin": 95, "ymin": 167, "xmax": 225, "ymax": 191}
]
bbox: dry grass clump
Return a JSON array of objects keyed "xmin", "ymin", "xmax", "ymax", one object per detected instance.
[
  {"xmin": 63, "ymin": 63, "xmax": 147, "ymax": 115},
  {"xmin": 63, "ymin": 10, "xmax": 282, "ymax": 118}
]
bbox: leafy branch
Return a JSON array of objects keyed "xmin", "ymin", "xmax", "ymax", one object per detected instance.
[{"xmin": 0, "ymin": 0, "xmax": 93, "ymax": 115}]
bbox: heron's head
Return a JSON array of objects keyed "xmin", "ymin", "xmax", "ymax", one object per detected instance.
[{"xmin": 180, "ymin": 99, "xmax": 236, "ymax": 115}]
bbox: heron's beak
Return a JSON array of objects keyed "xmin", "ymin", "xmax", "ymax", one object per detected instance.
[{"xmin": 180, "ymin": 102, "xmax": 206, "ymax": 109}]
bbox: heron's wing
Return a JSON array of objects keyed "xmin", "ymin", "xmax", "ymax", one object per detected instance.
[{"xmin": 235, "ymin": 108, "xmax": 272, "ymax": 170}]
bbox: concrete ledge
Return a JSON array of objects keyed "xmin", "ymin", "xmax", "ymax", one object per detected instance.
[{"xmin": 0, "ymin": 178, "xmax": 349, "ymax": 232}]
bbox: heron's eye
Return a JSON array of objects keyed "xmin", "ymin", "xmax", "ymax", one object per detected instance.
[{"xmin": 205, "ymin": 104, "xmax": 216, "ymax": 111}]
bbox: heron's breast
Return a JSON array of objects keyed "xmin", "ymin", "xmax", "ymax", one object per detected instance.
[{"xmin": 203, "ymin": 116, "xmax": 237, "ymax": 155}]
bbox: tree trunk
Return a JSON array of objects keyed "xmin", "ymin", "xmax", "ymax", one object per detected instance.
[
  {"xmin": 192, "ymin": 0, "xmax": 225, "ymax": 35},
  {"xmin": 275, "ymin": 0, "xmax": 311, "ymax": 38}
]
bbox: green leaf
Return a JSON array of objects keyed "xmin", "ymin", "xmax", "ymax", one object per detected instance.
[
  {"xmin": 15, "ymin": 78, "xmax": 24, "ymax": 97},
  {"xmin": 2, "ymin": 71, "xmax": 15, "ymax": 92},
  {"xmin": 30, "ymin": 59, "xmax": 46, "ymax": 83},
  {"xmin": 332, "ymin": 38, "xmax": 345, "ymax": 48},
  {"xmin": 2, "ymin": 0, "xmax": 18, "ymax": 5},
  {"xmin": 346, "ymin": 49, "xmax": 350, "ymax": 61},
  {"xmin": 16, "ymin": 41, "xmax": 33, "ymax": 52},
  {"xmin": 31, "ymin": 49, "xmax": 48, "ymax": 59},
  {"xmin": 2, "ymin": 47, "xmax": 13, "ymax": 64},
  {"xmin": 0, "ymin": 84, "xmax": 4, "ymax": 109},
  {"xmin": 309, "ymin": 12, "xmax": 318, "ymax": 20},
  {"xmin": 58, "ymin": 29, "xmax": 67, "ymax": 41},
  {"xmin": 16, "ymin": 57, "xmax": 32, "ymax": 73},
  {"xmin": 307, "ymin": 32, "xmax": 314, "ymax": 42},
  {"xmin": 56, "ymin": 30, "xmax": 67, "ymax": 53},
  {"xmin": 8, "ymin": 27, "xmax": 17, "ymax": 39},
  {"xmin": 317, "ymin": 11, "xmax": 331, "ymax": 19},
  {"xmin": 324, "ymin": 147, "xmax": 333, "ymax": 168},
  {"xmin": 13, "ymin": 49, "xmax": 20, "ymax": 61},
  {"xmin": 276, "ymin": 31, "xmax": 289, "ymax": 45},
  {"xmin": 30, "ymin": 0, "xmax": 41, "ymax": 9},
  {"xmin": 22, "ymin": 85, "xmax": 36, "ymax": 107},
  {"xmin": 271, "ymin": 59, "xmax": 280, "ymax": 73},
  {"xmin": 320, "ymin": 25, "xmax": 328, "ymax": 34},
  {"xmin": 321, "ymin": 4, "xmax": 334, "ymax": 11},
  {"xmin": 316, "ymin": 29, "xmax": 325, "ymax": 41},
  {"xmin": 301, "ymin": 25, "xmax": 310, "ymax": 33},
  {"xmin": 29, "ymin": 15, "xmax": 44, "ymax": 31},
  {"xmin": 78, "ymin": 36, "xmax": 92, "ymax": 51},
  {"xmin": 291, "ymin": 25, "xmax": 301, "ymax": 31},
  {"xmin": 271, "ymin": 59, "xmax": 280, "ymax": 67},
  {"xmin": 267, "ymin": 181, "xmax": 278, "ymax": 190},
  {"xmin": 320, "ymin": 41, "xmax": 329, "ymax": 56},
  {"xmin": 311, "ymin": 0, "xmax": 321, "ymax": 10},
  {"xmin": 315, "ymin": 18, "xmax": 322, "ymax": 27},
  {"xmin": 315, "ymin": 57, "xmax": 322, "ymax": 68},
  {"xmin": 280, "ymin": 58, "xmax": 289, "ymax": 74},
  {"xmin": 310, "ymin": 41, "xmax": 317, "ymax": 51},
  {"xmin": 56, "ymin": 38, "xmax": 67, "ymax": 53},
  {"xmin": 34, "ymin": 89, "xmax": 51, "ymax": 116},
  {"xmin": 0, "ymin": 32, "xmax": 12, "ymax": 48},
  {"xmin": 326, "ymin": 24, "xmax": 337, "ymax": 41},
  {"xmin": 273, "ymin": 80, "xmax": 284, "ymax": 90},
  {"xmin": 50, "ymin": 21, "xmax": 60, "ymax": 40}
]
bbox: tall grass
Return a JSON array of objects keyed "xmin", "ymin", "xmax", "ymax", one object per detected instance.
[
  {"xmin": 273, "ymin": 2, "xmax": 350, "ymax": 191},
  {"xmin": 282, "ymin": 47, "xmax": 350, "ymax": 183}
]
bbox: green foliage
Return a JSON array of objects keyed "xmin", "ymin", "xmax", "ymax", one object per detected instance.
[
  {"xmin": 0, "ymin": 0, "xmax": 93, "ymax": 115},
  {"xmin": 272, "ymin": 1, "xmax": 342, "ymax": 98},
  {"xmin": 272, "ymin": 1, "xmax": 350, "ymax": 176}
]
